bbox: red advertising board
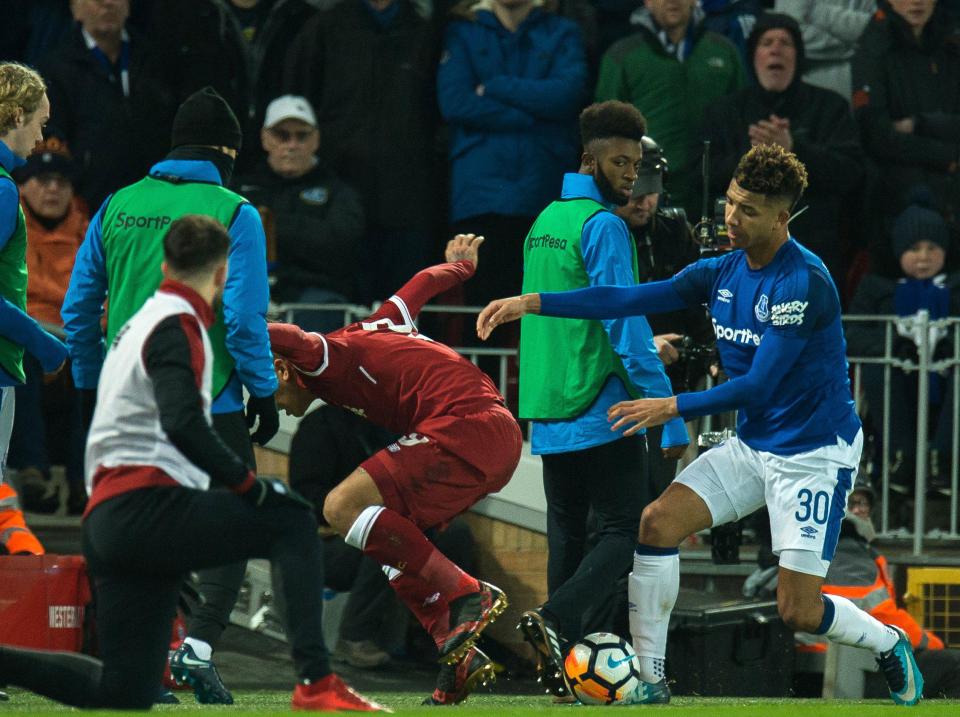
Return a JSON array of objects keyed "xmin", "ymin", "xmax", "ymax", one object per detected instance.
[{"xmin": 0, "ymin": 555, "xmax": 91, "ymax": 651}]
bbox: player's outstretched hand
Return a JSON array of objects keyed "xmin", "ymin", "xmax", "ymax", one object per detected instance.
[
  {"xmin": 243, "ymin": 477, "xmax": 313, "ymax": 511},
  {"xmin": 445, "ymin": 233, "xmax": 485, "ymax": 267},
  {"xmin": 607, "ymin": 396, "xmax": 679, "ymax": 436},
  {"xmin": 476, "ymin": 293, "xmax": 541, "ymax": 341}
]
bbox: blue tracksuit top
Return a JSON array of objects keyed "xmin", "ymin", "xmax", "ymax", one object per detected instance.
[
  {"xmin": 531, "ymin": 173, "xmax": 689, "ymax": 455},
  {"xmin": 62, "ymin": 158, "xmax": 277, "ymax": 413}
]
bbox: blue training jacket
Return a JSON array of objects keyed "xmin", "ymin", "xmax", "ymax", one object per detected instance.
[
  {"xmin": 531, "ymin": 173, "xmax": 689, "ymax": 455},
  {"xmin": 0, "ymin": 141, "xmax": 67, "ymax": 387}
]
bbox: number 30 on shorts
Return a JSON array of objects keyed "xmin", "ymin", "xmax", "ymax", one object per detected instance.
[{"xmin": 795, "ymin": 488, "xmax": 830, "ymax": 525}]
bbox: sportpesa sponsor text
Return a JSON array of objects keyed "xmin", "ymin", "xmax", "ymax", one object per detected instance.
[
  {"xmin": 113, "ymin": 212, "xmax": 173, "ymax": 230},
  {"xmin": 526, "ymin": 233, "xmax": 568, "ymax": 250}
]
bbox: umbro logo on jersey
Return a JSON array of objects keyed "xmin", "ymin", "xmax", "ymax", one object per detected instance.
[
  {"xmin": 800, "ymin": 526, "xmax": 818, "ymax": 538},
  {"xmin": 717, "ymin": 288, "xmax": 733, "ymax": 303}
]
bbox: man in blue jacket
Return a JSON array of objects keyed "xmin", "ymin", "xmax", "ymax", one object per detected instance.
[
  {"xmin": 438, "ymin": 0, "xmax": 587, "ymax": 309},
  {"xmin": 61, "ymin": 87, "xmax": 278, "ymax": 705}
]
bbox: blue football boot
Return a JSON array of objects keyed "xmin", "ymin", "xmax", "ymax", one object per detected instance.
[
  {"xmin": 619, "ymin": 677, "xmax": 671, "ymax": 705},
  {"xmin": 877, "ymin": 626, "xmax": 923, "ymax": 706},
  {"xmin": 169, "ymin": 642, "xmax": 234, "ymax": 705}
]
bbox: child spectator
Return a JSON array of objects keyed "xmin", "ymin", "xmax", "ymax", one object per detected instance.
[{"xmin": 846, "ymin": 193, "xmax": 958, "ymax": 497}]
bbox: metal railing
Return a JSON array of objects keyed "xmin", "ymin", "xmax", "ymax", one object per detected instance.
[
  {"xmin": 845, "ymin": 312, "xmax": 960, "ymax": 554},
  {"xmin": 271, "ymin": 301, "xmax": 518, "ymax": 398},
  {"xmin": 272, "ymin": 302, "xmax": 960, "ymax": 555}
]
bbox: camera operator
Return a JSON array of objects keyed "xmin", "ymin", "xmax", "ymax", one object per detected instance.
[{"xmin": 615, "ymin": 135, "xmax": 715, "ymax": 493}]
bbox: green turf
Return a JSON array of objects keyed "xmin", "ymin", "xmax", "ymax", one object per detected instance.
[{"xmin": 3, "ymin": 690, "xmax": 960, "ymax": 715}]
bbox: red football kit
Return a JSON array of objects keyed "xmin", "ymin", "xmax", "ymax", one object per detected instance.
[{"xmin": 268, "ymin": 259, "xmax": 522, "ymax": 529}]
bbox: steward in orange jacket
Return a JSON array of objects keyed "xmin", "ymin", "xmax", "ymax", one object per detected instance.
[{"xmin": 803, "ymin": 486, "xmax": 959, "ymax": 697}]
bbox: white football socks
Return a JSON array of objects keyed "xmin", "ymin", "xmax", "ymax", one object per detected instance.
[
  {"xmin": 819, "ymin": 594, "xmax": 899, "ymax": 653},
  {"xmin": 629, "ymin": 547, "xmax": 679, "ymax": 683},
  {"xmin": 183, "ymin": 637, "xmax": 212, "ymax": 661}
]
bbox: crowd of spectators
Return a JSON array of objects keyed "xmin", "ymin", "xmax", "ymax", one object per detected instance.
[
  {"xmin": 4, "ymin": 0, "xmax": 960, "ymax": 513},
  {"xmin": 4, "ymin": 1, "xmax": 959, "ymax": 304}
]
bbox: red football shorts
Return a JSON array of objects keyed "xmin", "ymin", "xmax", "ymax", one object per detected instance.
[{"xmin": 361, "ymin": 404, "xmax": 522, "ymax": 530}]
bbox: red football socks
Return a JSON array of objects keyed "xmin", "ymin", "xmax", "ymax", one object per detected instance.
[
  {"xmin": 363, "ymin": 508, "xmax": 479, "ymax": 601},
  {"xmin": 388, "ymin": 571, "xmax": 450, "ymax": 638}
]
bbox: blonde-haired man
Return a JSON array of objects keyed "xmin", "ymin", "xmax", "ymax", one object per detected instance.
[{"xmin": 0, "ymin": 62, "xmax": 68, "ymax": 556}]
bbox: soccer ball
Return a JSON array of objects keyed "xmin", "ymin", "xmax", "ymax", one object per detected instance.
[{"xmin": 562, "ymin": 632, "xmax": 642, "ymax": 705}]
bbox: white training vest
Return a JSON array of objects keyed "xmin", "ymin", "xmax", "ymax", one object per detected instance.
[{"xmin": 85, "ymin": 290, "xmax": 213, "ymax": 494}]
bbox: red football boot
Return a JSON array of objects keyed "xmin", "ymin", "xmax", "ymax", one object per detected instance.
[
  {"xmin": 292, "ymin": 674, "xmax": 391, "ymax": 712},
  {"xmin": 422, "ymin": 647, "xmax": 496, "ymax": 706},
  {"xmin": 434, "ymin": 581, "xmax": 508, "ymax": 665}
]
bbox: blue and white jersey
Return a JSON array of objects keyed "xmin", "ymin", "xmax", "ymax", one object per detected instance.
[
  {"xmin": 672, "ymin": 240, "xmax": 860, "ymax": 454},
  {"xmin": 539, "ymin": 238, "xmax": 861, "ymax": 456}
]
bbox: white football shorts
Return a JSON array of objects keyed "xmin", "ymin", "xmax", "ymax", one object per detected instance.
[{"xmin": 675, "ymin": 429, "xmax": 863, "ymax": 577}]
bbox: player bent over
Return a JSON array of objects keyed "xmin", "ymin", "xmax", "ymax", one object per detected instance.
[
  {"xmin": 0, "ymin": 216, "xmax": 384, "ymax": 711},
  {"xmin": 477, "ymin": 145, "xmax": 925, "ymax": 706},
  {"xmin": 269, "ymin": 234, "xmax": 521, "ymax": 705}
]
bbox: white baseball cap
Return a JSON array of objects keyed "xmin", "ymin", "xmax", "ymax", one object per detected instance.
[{"xmin": 263, "ymin": 95, "xmax": 318, "ymax": 129}]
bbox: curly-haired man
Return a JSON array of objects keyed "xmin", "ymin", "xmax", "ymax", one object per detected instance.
[
  {"xmin": 502, "ymin": 100, "xmax": 687, "ymax": 704},
  {"xmin": 477, "ymin": 144, "xmax": 925, "ymax": 706}
]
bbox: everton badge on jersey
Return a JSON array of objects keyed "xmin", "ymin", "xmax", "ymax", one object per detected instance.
[{"xmin": 755, "ymin": 294, "xmax": 770, "ymax": 323}]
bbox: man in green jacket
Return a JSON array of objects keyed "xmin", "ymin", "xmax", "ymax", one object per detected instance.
[{"xmin": 596, "ymin": 0, "xmax": 745, "ymax": 220}]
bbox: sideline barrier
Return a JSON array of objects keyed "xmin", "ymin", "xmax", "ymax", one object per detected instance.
[{"xmin": 269, "ymin": 303, "xmax": 960, "ymax": 555}]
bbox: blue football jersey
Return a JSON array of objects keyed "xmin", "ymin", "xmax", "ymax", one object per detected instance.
[{"xmin": 672, "ymin": 239, "xmax": 861, "ymax": 454}]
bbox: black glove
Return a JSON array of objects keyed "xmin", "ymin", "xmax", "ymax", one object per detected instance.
[
  {"xmin": 78, "ymin": 388, "xmax": 97, "ymax": 431},
  {"xmin": 245, "ymin": 393, "xmax": 279, "ymax": 445},
  {"xmin": 242, "ymin": 477, "xmax": 313, "ymax": 511}
]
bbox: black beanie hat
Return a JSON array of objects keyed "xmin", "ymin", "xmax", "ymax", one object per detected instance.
[
  {"xmin": 170, "ymin": 86, "xmax": 242, "ymax": 151},
  {"xmin": 892, "ymin": 193, "xmax": 950, "ymax": 258},
  {"xmin": 12, "ymin": 137, "xmax": 77, "ymax": 183},
  {"xmin": 747, "ymin": 12, "xmax": 806, "ymax": 76}
]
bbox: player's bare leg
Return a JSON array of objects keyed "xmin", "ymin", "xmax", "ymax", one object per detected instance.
[
  {"xmin": 324, "ymin": 468, "xmax": 506, "ymax": 665},
  {"xmin": 630, "ymin": 483, "xmax": 712, "ymax": 687},
  {"xmin": 778, "ymin": 562, "xmax": 923, "ymax": 705}
]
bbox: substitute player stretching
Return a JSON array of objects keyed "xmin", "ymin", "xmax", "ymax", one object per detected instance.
[
  {"xmin": 269, "ymin": 233, "xmax": 520, "ymax": 706},
  {"xmin": 477, "ymin": 145, "xmax": 924, "ymax": 706}
]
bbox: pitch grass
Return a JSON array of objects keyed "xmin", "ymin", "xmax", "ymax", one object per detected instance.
[{"xmin": 3, "ymin": 690, "xmax": 960, "ymax": 716}]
